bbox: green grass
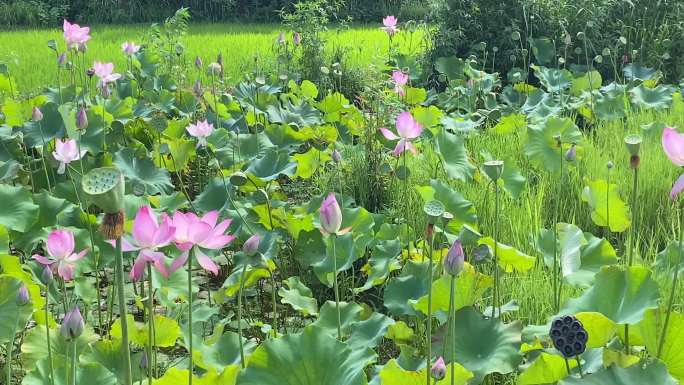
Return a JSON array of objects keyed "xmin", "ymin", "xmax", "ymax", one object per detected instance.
[{"xmin": 0, "ymin": 22, "xmax": 425, "ymax": 92}]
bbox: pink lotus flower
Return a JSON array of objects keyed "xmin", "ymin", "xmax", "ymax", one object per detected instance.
[
  {"xmin": 121, "ymin": 41, "xmax": 140, "ymax": 56},
  {"xmin": 63, "ymin": 20, "xmax": 91, "ymax": 50},
  {"xmin": 382, "ymin": 16, "xmax": 399, "ymax": 37},
  {"xmin": 93, "ymin": 61, "xmax": 121, "ymax": 88},
  {"xmin": 391, "ymin": 70, "xmax": 408, "ymax": 96},
  {"xmin": 379, "ymin": 112, "xmax": 423, "ymax": 156},
  {"xmin": 169, "ymin": 211, "xmax": 235, "ymax": 275},
  {"xmin": 662, "ymin": 127, "xmax": 684, "ymax": 199},
  {"xmin": 119, "ymin": 206, "xmax": 176, "ymax": 281},
  {"xmin": 33, "ymin": 229, "xmax": 88, "ymax": 281},
  {"xmin": 186, "ymin": 120, "xmax": 214, "ymax": 147},
  {"xmin": 52, "ymin": 138, "xmax": 86, "ymax": 174}
]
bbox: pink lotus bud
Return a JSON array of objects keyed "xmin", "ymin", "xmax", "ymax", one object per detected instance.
[
  {"xmin": 444, "ymin": 240, "xmax": 465, "ymax": 276},
  {"xmin": 208, "ymin": 62, "xmax": 221, "ymax": 76},
  {"xmin": 76, "ymin": 107, "xmax": 88, "ymax": 129},
  {"xmin": 32, "ymin": 106, "xmax": 43, "ymax": 122},
  {"xmin": 278, "ymin": 32, "xmax": 285, "ymax": 45},
  {"xmin": 332, "ymin": 149, "xmax": 342, "ymax": 163},
  {"xmin": 16, "ymin": 284, "xmax": 30, "ymax": 306},
  {"xmin": 195, "ymin": 56, "xmax": 203, "ymax": 69},
  {"xmin": 319, "ymin": 193, "xmax": 342, "ymax": 235},
  {"xmin": 41, "ymin": 265, "xmax": 54, "ymax": 284},
  {"xmin": 193, "ymin": 79, "xmax": 202, "ymax": 95},
  {"xmin": 431, "ymin": 357, "xmax": 446, "ymax": 381},
  {"xmin": 61, "ymin": 306, "xmax": 84, "ymax": 340},
  {"xmin": 57, "ymin": 52, "xmax": 67, "ymax": 67},
  {"xmin": 139, "ymin": 351, "xmax": 148, "ymax": 369},
  {"xmin": 293, "ymin": 32, "xmax": 301, "ymax": 46},
  {"xmin": 243, "ymin": 233, "xmax": 261, "ymax": 256}
]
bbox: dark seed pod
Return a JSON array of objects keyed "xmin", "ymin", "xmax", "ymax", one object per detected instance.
[{"xmin": 549, "ymin": 315, "xmax": 588, "ymax": 358}]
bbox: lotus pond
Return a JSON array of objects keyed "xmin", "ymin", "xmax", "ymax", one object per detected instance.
[{"xmin": 1, "ymin": 7, "xmax": 684, "ymax": 385}]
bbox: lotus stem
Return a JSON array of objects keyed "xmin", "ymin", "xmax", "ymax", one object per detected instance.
[
  {"xmin": 625, "ymin": 167, "xmax": 639, "ymax": 354},
  {"xmin": 564, "ymin": 358, "xmax": 571, "ymax": 376},
  {"xmin": 237, "ymin": 264, "xmax": 247, "ymax": 368},
  {"xmin": 331, "ymin": 234, "xmax": 342, "ymax": 340},
  {"xmin": 187, "ymin": 248, "xmax": 195, "ymax": 384},
  {"xmin": 575, "ymin": 356, "xmax": 583, "ymax": 378},
  {"xmin": 114, "ymin": 237, "xmax": 133, "ymax": 385},
  {"xmin": 270, "ymin": 271, "xmax": 277, "ymax": 337},
  {"xmin": 449, "ymin": 275, "xmax": 456, "ymax": 385},
  {"xmin": 71, "ymin": 340, "xmax": 77, "ymax": 385},
  {"xmin": 5, "ymin": 314, "xmax": 18, "ymax": 385},
  {"xmin": 552, "ymin": 144, "xmax": 563, "ymax": 313},
  {"xmin": 493, "ymin": 179, "xmax": 501, "ymax": 317},
  {"xmin": 37, "ymin": 121, "xmax": 53, "ymax": 192},
  {"xmin": 426, "ymin": 229, "xmax": 435, "ymax": 385},
  {"xmin": 657, "ymin": 205, "xmax": 683, "ymax": 358},
  {"xmin": 45, "ymin": 291, "xmax": 55, "ymax": 385},
  {"xmin": 147, "ymin": 264, "xmax": 154, "ymax": 383}
]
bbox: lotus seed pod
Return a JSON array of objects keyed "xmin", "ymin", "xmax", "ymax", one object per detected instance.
[
  {"xmin": 624, "ymin": 134, "xmax": 642, "ymax": 157},
  {"xmin": 549, "ymin": 315, "xmax": 588, "ymax": 358},
  {"xmin": 230, "ymin": 172, "xmax": 248, "ymax": 186},
  {"xmin": 82, "ymin": 167, "xmax": 125, "ymax": 215},
  {"xmin": 16, "ymin": 284, "xmax": 30, "ymax": 306},
  {"xmin": 483, "ymin": 160, "xmax": 504, "ymax": 181}
]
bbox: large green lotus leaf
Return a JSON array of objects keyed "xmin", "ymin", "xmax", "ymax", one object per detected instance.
[
  {"xmin": 246, "ymin": 148, "xmax": 297, "ymax": 181},
  {"xmin": 312, "ymin": 301, "xmax": 393, "ymax": 349},
  {"xmin": 0, "ymin": 184, "xmax": 38, "ymax": 232},
  {"xmin": 21, "ymin": 323, "xmax": 98, "ymax": 368},
  {"xmin": 631, "ymin": 84, "xmax": 673, "ymax": 109},
  {"xmin": 517, "ymin": 352, "xmax": 577, "ymax": 385},
  {"xmin": 154, "ymin": 136, "xmax": 195, "ymax": 172},
  {"xmin": 222, "ymin": 263, "xmax": 273, "ymax": 298},
  {"xmin": 435, "ymin": 56, "xmax": 467, "ymax": 80},
  {"xmin": 149, "ymin": 366, "xmax": 239, "ymax": 385},
  {"xmin": 522, "ymin": 90, "xmax": 562, "ymax": 122},
  {"xmin": 110, "ymin": 314, "xmax": 180, "ymax": 348},
  {"xmin": 593, "ymin": 93, "xmax": 627, "ymax": 121},
  {"xmin": 193, "ymin": 177, "xmax": 233, "ymax": 213},
  {"xmin": 536, "ymin": 223, "xmax": 585, "ymax": 277},
  {"xmin": 377, "ymin": 358, "xmax": 473, "ymax": 385},
  {"xmin": 209, "ymin": 129, "xmax": 274, "ymax": 168},
  {"xmin": 195, "ymin": 331, "xmax": 257, "ymax": 371},
  {"xmin": 524, "ymin": 117, "xmax": 582, "ymax": 173},
  {"xmin": 533, "ymin": 66, "xmax": 571, "ymax": 92},
  {"xmin": 383, "ymin": 260, "xmax": 430, "ymax": 316},
  {"xmin": 436, "ymin": 306, "xmax": 523, "ymax": 380},
  {"xmin": 561, "ymin": 266, "xmax": 659, "ymax": 324},
  {"xmin": 355, "ymin": 239, "xmax": 402, "ymax": 293},
  {"xmin": 492, "ymin": 113, "xmax": 527, "ymax": 135},
  {"xmin": 278, "ymin": 276, "xmax": 318, "ymax": 316},
  {"xmin": 21, "ymin": 102, "xmax": 66, "ymax": 147},
  {"xmin": 434, "ymin": 128, "xmax": 475, "ymax": 182},
  {"xmin": 292, "ymin": 148, "xmax": 331, "ymax": 179},
  {"xmin": 266, "ymin": 100, "xmax": 323, "ymax": 128},
  {"xmin": 623, "ymin": 64, "xmax": 658, "ymax": 81},
  {"xmin": 570, "ymin": 71, "xmax": 603, "ymax": 96},
  {"xmin": 307, "ymin": 232, "xmax": 367, "ymax": 287},
  {"xmin": 538, "ymin": 229, "xmax": 618, "ymax": 287},
  {"xmin": 581, "ymin": 179, "xmax": 631, "ymax": 232},
  {"xmin": 411, "ymin": 105, "xmax": 443, "ymax": 131},
  {"xmin": 479, "ymin": 237, "xmax": 535, "ymax": 273},
  {"xmin": 405, "ymin": 87, "xmax": 427, "ymax": 105},
  {"xmin": 633, "ymin": 309, "xmax": 684, "ymax": 381},
  {"xmin": 0, "ymin": 254, "xmax": 46, "ymax": 315},
  {"xmin": 237, "ymin": 326, "xmax": 368, "ymax": 385},
  {"xmin": 575, "ymin": 312, "xmax": 617, "ymax": 348},
  {"xmin": 113, "ymin": 147, "xmax": 173, "ymax": 195},
  {"xmin": 602, "ymin": 349, "xmax": 641, "ymax": 368},
  {"xmin": 413, "ymin": 263, "xmax": 492, "ymax": 315},
  {"xmin": 530, "ymin": 38, "xmax": 556, "ymax": 66},
  {"xmin": 415, "ymin": 179, "xmax": 478, "ymax": 233},
  {"xmin": 559, "ymin": 360, "xmax": 677, "ymax": 385},
  {"xmin": 0, "ymin": 275, "xmax": 33, "ymax": 344},
  {"xmin": 22, "ymin": 358, "xmax": 118, "ymax": 385},
  {"xmin": 653, "ymin": 241, "xmax": 684, "ymax": 275},
  {"xmin": 83, "ymin": 339, "xmax": 145, "ymax": 384}
]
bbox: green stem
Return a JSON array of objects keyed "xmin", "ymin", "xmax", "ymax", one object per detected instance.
[
  {"xmin": 71, "ymin": 340, "xmax": 77, "ymax": 385},
  {"xmin": 625, "ymin": 167, "xmax": 639, "ymax": 355},
  {"xmin": 657, "ymin": 205, "xmax": 683, "ymax": 358},
  {"xmin": 575, "ymin": 356, "xmax": 583, "ymax": 378},
  {"xmin": 187, "ymin": 248, "xmax": 194, "ymax": 384},
  {"xmin": 237, "ymin": 264, "xmax": 247, "ymax": 368},
  {"xmin": 37, "ymin": 122, "xmax": 53, "ymax": 192},
  {"xmin": 147, "ymin": 264, "xmax": 154, "ymax": 384},
  {"xmin": 5, "ymin": 313, "xmax": 18, "ymax": 385},
  {"xmin": 45, "ymin": 292, "xmax": 55, "ymax": 385},
  {"xmin": 332, "ymin": 234, "xmax": 342, "ymax": 340},
  {"xmin": 270, "ymin": 272, "xmax": 278, "ymax": 337},
  {"xmin": 449, "ymin": 275, "xmax": 456, "ymax": 385},
  {"xmin": 564, "ymin": 358, "xmax": 571, "ymax": 376},
  {"xmin": 426, "ymin": 229, "xmax": 435, "ymax": 385},
  {"xmin": 493, "ymin": 180, "xmax": 501, "ymax": 317},
  {"xmin": 114, "ymin": 237, "xmax": 133, "ymax": 385}
]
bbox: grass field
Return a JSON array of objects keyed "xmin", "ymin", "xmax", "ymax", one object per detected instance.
[{"xmin": 0, "ymin": 23, "xmax": 425, "ymax": 92}]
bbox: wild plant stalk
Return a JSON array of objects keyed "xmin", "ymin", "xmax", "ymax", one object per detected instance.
[
  {"xmin": 657, "ymin": 204, "xmax": 683, "ymax": 358},
  {"xmin": 237, "ymin": 264, "xmax": 247, "ymax": 368},
  {"xmin": 187, "ymin": 249, "xmax": 195, "ymax": 384},
  {"xmin": 331, "ymin": 234, "xmax": 342, "ymax": 340},
  {"xmin": 114, "ymin": 237, "xmax": 133, "ymax": 385},
  {"xmin": 425, "ymin": 228, "xmax": 435, "ymax": 385},
  {"xmin": 269, "ymin": 271, "xmax": 278, "ymax": 337},
  {"xmin": 37, "ymin": 121, "xmax": 53, "ymax": 192}
]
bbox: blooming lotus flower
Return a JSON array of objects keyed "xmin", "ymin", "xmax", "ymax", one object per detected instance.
[
  {"xmin": 391, "ymin": 70, "xmax": 408, "ymax": 96},
  {"xmin": 93, "ymin": 61, "xmax": 121, "ymax": 88},
  {"xmin": 121, "ymin": 41, "xmax": 140, "ymax": 56},
  {"xmin": 119, "ymin": 206, "xmax": 176, "ymax": 281},
  {"xmin": 63, "ymin": 20, "xmax": 90, "ymax": 50},
  {"xmin": 431, "ymin": 357, "xmax": 446, "ymax": 381},
  {"xmin": 382, "ymin": 16, "xmax": 399, "ymax": 36},
  {"xmin": 33, "ymin": 229, "xmax": 88, "ymax": 281},
  {"xmin": 662, "ymin": 127, "xmax": 684, "ymax": 199},
  {"xmin": 319, "ymin": 193, "xmax": 344, "ymax": 235},
  {"xmin": 61, "ymin": 306, "xmax": 84, "ymax": 340},
  {"xmin": 379, "ymin": 112, "xmax": 423, "ymax": 156},
  {"xmin": 444, "ymin": 240, "xmax": 465, "ymax": 276},
  {"xmin": 52, "ymin": 138, "xmax": 86, "ymax": 174},
  {"xmin": 169, "ymin": 211, "xmax": 236, "ymax": 275},
  {"xmin": 186, "ymin": 120, "xmax": 214, "ymax": 147}
]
